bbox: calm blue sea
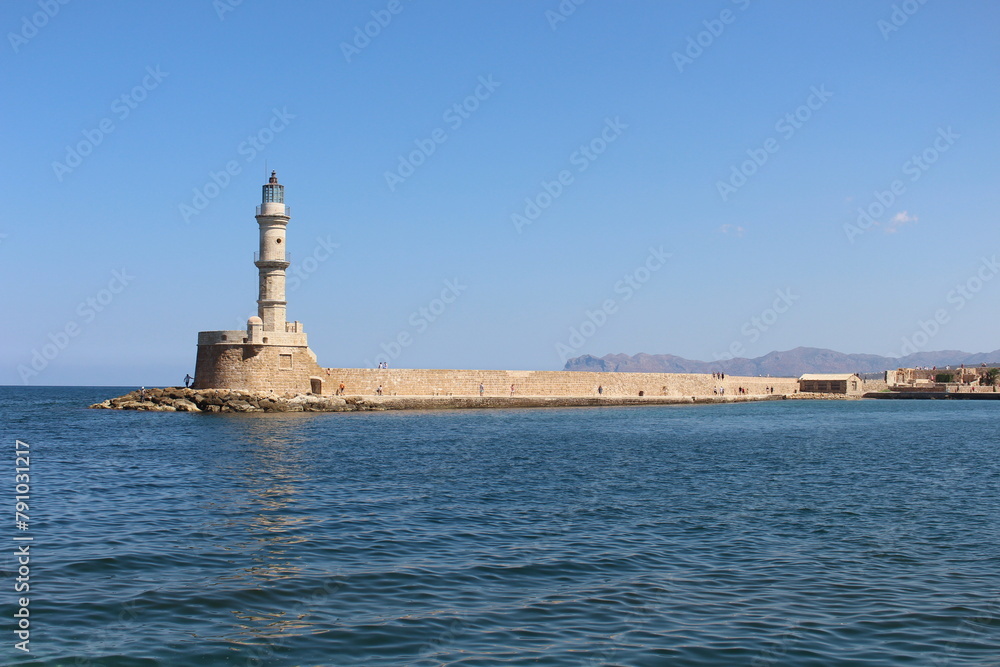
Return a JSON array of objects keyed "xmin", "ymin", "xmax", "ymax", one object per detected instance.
[{"xmin": 2, "ymin": 387, "xmax": 999, "ymax": 666}]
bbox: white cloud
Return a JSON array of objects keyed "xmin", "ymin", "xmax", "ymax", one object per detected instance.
[{"xmin": 886, "ymin": 211, "xmax": 918, "ymax": 234}]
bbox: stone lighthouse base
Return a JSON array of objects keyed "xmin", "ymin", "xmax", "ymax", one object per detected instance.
[{"xmin": 192, "ymin": 328, "xmax": 324, "ymax": 395}]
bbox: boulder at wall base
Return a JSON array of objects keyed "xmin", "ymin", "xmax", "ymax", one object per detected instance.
[
  {"xmin": 173, "ymin": 399, "xmax": 201, "ymax": 413},
  {"xmin": 258, "ymin": 398, "xmax": 293, "ymax": 412},
  {"xmin": 108, "ymin": 392, "xmax": 141, "ymax": 406},
  {"xmin": 124, "ymin": 401, "xmax": 176, "ymax": 412},
  {"xmin": 228, "ymin": 400, "xmax": 262, "ymax": 413}
]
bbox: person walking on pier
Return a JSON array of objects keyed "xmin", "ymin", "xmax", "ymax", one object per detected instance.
[
  {"xmin": 479, "ymin": 383, "xmax": 484, "ymax": 396},
  {"xmin": 510, "ymin": 384, "xmax": 515, "ymax": 396}
]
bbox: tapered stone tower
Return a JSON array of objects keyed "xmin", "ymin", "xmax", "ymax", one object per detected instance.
[
  {"xmin": 255, "ymin": 171, "xmax": 289, "ymax": 332},
  {"xmin": 193, "ymin": 172, "xmax": 324, "ymax": 394}
]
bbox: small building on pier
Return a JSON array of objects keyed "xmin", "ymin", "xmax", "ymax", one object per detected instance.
[{"xmin": 798, "ymin": 373, "xmax": 864, "ymax": 395}]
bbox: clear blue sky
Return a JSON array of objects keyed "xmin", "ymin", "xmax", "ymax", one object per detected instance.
[{"xmin": 3, "ymin": 0, "xmax": 999, "ymax": 386}]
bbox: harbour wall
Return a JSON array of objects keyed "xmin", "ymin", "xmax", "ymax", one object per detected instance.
[
  {"xmin": 315, "ymin": 368, "xmax": 800, "ymax": 398},
  {"xmin": 192, "ymin": 342, "xmax": 887, "ymax": 398},
  {"xmin": 91, "ymin": 388, "xmax": 800, "ymax": 413}
]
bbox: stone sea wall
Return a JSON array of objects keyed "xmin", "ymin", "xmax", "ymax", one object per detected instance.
[
  {"xmin": 90, "ymin": 387, "xmax": 798, "ymax": 413},
  {"xmin": 314, "ymin": 368, "xmax": 800, "ymax": 398},
  {"xmin": 97, "ymin": 369, "xmax": 842, "ymax": 414},
  {"xmin": 193, "ymin": 344, "xmax": 323, "ymax": 394},
  {"xmin": 192, "ymin": 339, "xmax": 804, "ymax": 398}
]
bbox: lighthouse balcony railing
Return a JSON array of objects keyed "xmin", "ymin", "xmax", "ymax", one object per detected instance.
[
  {"xmin": 254, "ymin": 251, "xmax": 291, "ymax": 264},
  {"xmin": 256, "ymin": 205, "xmax": 291, "ymax": 216}
]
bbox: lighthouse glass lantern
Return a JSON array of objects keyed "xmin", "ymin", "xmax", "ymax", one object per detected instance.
[{"xmin": 262, "ymin": 170, "xmax": 284, "ymax": 203}]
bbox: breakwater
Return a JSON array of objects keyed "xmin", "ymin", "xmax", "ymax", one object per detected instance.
[
  {"xmin": 301, "ymin": 368, "xmax": 800, "ymax": 399},
  {"xmin": 90, "ymin": 387, "xmax": 797, "ymax": 413}
]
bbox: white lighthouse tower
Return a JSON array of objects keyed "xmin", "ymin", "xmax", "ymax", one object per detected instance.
[{"xmin": 255, "ymin": 171, "xmax": 289, "ymax": 332}]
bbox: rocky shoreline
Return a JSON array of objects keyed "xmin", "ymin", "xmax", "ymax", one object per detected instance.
[
  {"xmin": 90, "ymin": 387, "xmax": 807, "ymax": 413},
  {"xmin": 90, "ymin": 387, "xmax": 360, "ymax": 413}
]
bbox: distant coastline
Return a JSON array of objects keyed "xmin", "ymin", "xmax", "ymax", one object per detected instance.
[{"xmin": 566, "ymin": 346, "xmax": 1000, "ymax": 376}]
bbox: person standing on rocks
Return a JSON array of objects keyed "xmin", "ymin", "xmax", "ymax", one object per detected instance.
[
  {"xmin": 510, "ymin": 384, "xmax": 515, "ymax": 396},
  {"xmin": 184, "ymin": 374, "xmax": 193, "ymax": 388},
  {"xmin": 479, "ymin": 383, "xmax": 484, "ymax": 396},
  {"xmin": 338, "ymin": 382, "xmax": 345, "ymax": 396},
  {"xmin": 376, "ymin": 385, "xmax": 383, "ymax": 396}
]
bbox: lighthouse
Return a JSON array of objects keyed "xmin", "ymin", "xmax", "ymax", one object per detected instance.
[
  {"xmin": 255, "ymin": 171, "xmax": 289, "ymax": 332},
  {"xmin": 193, "ymin": 172, "xmax": 323, "ymax": 394}
]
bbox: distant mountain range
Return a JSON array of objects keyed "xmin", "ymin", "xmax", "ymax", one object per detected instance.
[{"xmin": 564, "ymin": 347, "xmax": 1000, "ymax": 377}]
